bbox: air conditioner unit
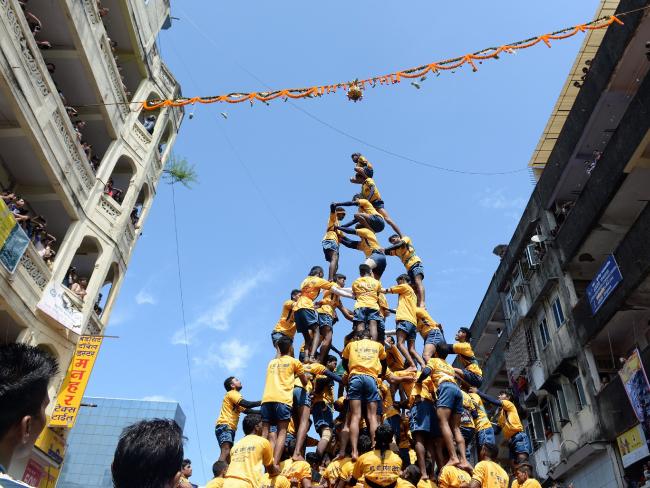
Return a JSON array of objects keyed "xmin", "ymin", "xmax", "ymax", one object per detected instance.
[{"xmin": 526, "ymin": 243, "xmax": 541, "ymax": 268}]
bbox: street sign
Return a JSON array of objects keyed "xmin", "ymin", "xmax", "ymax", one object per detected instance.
[{"xmin": 586, "ymin": 254, "xmax": 623, "ymax": 315}]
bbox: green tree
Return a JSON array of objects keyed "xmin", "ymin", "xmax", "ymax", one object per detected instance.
[{"xmin": 163, "ymin": 154, "xmax": 198, "ymax": 188}]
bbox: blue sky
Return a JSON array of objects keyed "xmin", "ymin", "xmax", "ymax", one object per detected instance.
[{"xmin": 85, "ymin": 0, "xmax": 600, "ymax": 484}]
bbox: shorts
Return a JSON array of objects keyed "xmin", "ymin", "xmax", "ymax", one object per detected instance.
[
  {"xmin": 285, "ymin": 432, "xmax": 296, "ymax": 446},
  {"xmin": 509, "ymin": 431, "xmax": 532, "ymax": 459},
  {"xmin": 477, "ymin": 427, "xmax": 496, "ymax": 448},
  {"xmin": 271, "ymin": 331, "xmax": 289, "ymax": 346},
  {"xmin": 424, "ymin": 328, "xmax": 445, "ymax": 346},
  {"xmin": 409, "ymin": 400, "xmax": 433, "ymax": 433},
  {"xmin": 261, "ymin": 402, "xmax": 292, "ymax": 424},
  {"xmin": 322, "ymin": 239, "xmax": 339, "ymax": 261},
  {"xmin": 408, "ymin": 262, "xmax": 425, "ymax": 281},
  {"xmin": 460, "ymin": 426, "xmax": 475, "ymax": 445},
  {"xmin": 396, "ymin": 321, "xmax": 417, "ymax": 342},
  {"xmin": 353, "ymin": 307, "xmax": 382, "ymax": 324},
  {"xmin": 318, "ymin": 313, "xmax": 333, "ymax": 330},
  {"xmin": 460, "ymin": 369, "xmax": 483, "ymax": 388},
  {"xmin": 436, "ymin": 382, "xmax": 463, "ymax": 414},
  {"xmin": 294, "ymin": 308, "xmax": 318, "ymax": 334},
  {"xmin": 347, "ymin": 374, "xmax": 381, "ymax": 402},
  {"xmin": 293, "ymin": 387, "xmax": 311, "ymax": 408},
  {"xmin": 385, "ymin": 414, "xmax": 401, "ymax": 441},
  {"xmin": 312, "ymin": 401, "xmax": 334, "ymax": 431},
  {"xmin": 371, "ymin": 199, "xmax": 385, "ymax": 210},
  {"xmin": 366, "ymin": 252, "xmax": 387, "ymax": 277},
  {"xmin": 215, "ymin": 424, "xmax": 235, "ymax": 446},
  {"xmin": 366, "ymin": 214, "xmax": 385, "ymax": 233}
]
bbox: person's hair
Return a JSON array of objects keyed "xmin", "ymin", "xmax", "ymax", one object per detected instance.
[
  {"xmin": 458, "ymin": 327, "xmax": 472, "ymax": 341},
  {"xmin": 359, "ymin": 264, "xmax": 372, "ymax": 276},
  {"xmin": 291, "ymin": 289, "xmax": 301, "ymax": 299},
  {"xmin": 309, "ymin": 266, "xmax": 323, "ymax": 276},
  {"xmin": 515, "ymin": 463, "xmax": 533, "ymax": 476},
  {"xmin": 0, "ymin": 343, "xmax": 58, "ymax": 438},
  {"xmin": 484, "ymin": 443, "xmax": 499, "ymax": 459},
  {"xmin": 285, "ymin": 437, "xmax": 297, "ymax": 457},
  {"xmin": 334, "ymin": 273, "xmax": 346, "ymax": 281},
  {"xmin": 358, "ymin": 434, "xmax": 373, "ymax": 455},
  {"xmin": 375, "ymin": 424, "xmax": 393, "ymax": 461},
  {"xmin": 276, "ymin": 335, "xmax": 293, "ymax": 355},
  {"xmin": 223, "ymin": 376, "xmax": 235, "ymax": 391},
  {"xmin": 352, "ymin": 193, "xmax": 361, "ymax": 201},
  {"xmin": 212, "ymin": 460, "xmax": 227, "ymax": 477},
  {"xmin": 385, "ymin": 336, "xmax": 395, "ymax": 345},
  {"xmin": 396, "ymin": 274, "xmax": 410, "ymax": 284},
  {"xmin": 182, "ymin": 459, "xmax": 191, "ymax": 468},
  {"xmin": 326, "ymin": 355, "xmax": 337, "ymax": 365},
  {"xmin": 351, "ymin": 152, "xmax": 361, "ymax": 161},
  {"xmin": 363, "ymin": 167, "xmax": 374, "ymax": 178},
  {"xmin": 388, "ymin": 234, "xmax": 400, "ymax": 241},
  {"xmin": 111, "ymin": 419, "xmax": 183, "ymax": 488},
  {"xmin": 499, "ymin": 390, "xmax": 513, "ymax": 401},
  {"xmin": 306, "ymin": 452, "xmax": 320, "ymax": 465},
  {"xmin": 357, "ymin": 328, "xmax": 371, "ymax": 340},
  {"xmin": 242, "ymin": 414, "xmax": 261, "ymax": 435},
  {"xmin": 402, "ymin": 465, "xmax": 421, "ymax": 486}
]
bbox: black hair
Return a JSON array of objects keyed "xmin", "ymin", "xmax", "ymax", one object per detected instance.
[
  {"xmin": 223, "ymin": 376, "xmax": 235, "ymax": 391},
  {"xmin": 291, "ymin": 289, "xmax": 301, "ymax": 299},
  {"xmin": 334, "ymin": 273, "xmax": 346, "ymax": 281},
  {"xmin": 358, "ymin": 434, "xmax": 373, "ymax": 455},
  {"xmin": 276, "ymin": 335, "xmax": 293, "ymax": 355},
  {"xmin": 402, "ymin": 465, "xmax": 421, "ymax": 486},
  {"xmin": 375, "ymin": 424, "xmax": 393, "ymax": 461},
  {"xmin": 306, "ymin": 452, "xmax": 321, "ymax": 465},
  {"xmin": 0, "ymin": 343, "xmax": 58, "ymax": 438},
  {"xmin": 359, "ymin": 264, "xmax": 372, "ymax": 276},
  {"xmin": 363, "ymin": 166, "xmax": 374, "ymax": 178},
  {"xmin": 458, "ymin": 327, "xmax": 472, "ymax": 341},
  {"xmin": 212, "ymin": 460, "xmax": 228, "ymax": 477},
  {"xmin": 111, "ymin": 419, "xmax": 183, "ymax": 488},
  {"xmin": 351, "ymin": 152, "xmax": 362, "ymax": 161},
  {"xmin": 388, "ymin": 234, "xmax": 400, "ymax": 241},
  {"xmin": 358, "ymin": 328, "xmax": 371, "ymax": 340},
  {"xmin": 242, "ymin": 414, "xmax": 261, "ymax": 435},
  {"xmin": 385, "ymin": 336, "xmax": 395, "ymax": 345},
  {"xmin": 309, "ymin": 266, "xmax": 323, "ymax": 276},
  {"xmin": 499, "ymin": 390, "xmax": 513, "ymax": 401},
  {"xmin": 285, "ymin": 437, "xmax": 297, "ymax": 457},
  {"xmin": 515, "ymin": 463, "xmax": 533, "ymax": 476},
  {"xmin": 326, "ymin": 355, "xmax": 337, "ymax": 364},
  {"xmin": 484, "ymin": 443, "xmax": 499, "ymax": 459},
  {"xmin": 182, "ymin": 459, "xmax": 191, "ymax": 468},
  {"xmin": 396, "ymin": 274, "xmax": 410, "ymax": 284},
  {"xmin": 352, "ymin": 193, "xmax": 362, "ymax": 201}
]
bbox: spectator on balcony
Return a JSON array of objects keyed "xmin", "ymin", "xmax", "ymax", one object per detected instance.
[
  {"xmin": 143, "ymin": 115, "xmax": 157, "ymax": 134},
  {"xmin": 104, "ymin": 179, "xmax": 124, "ymax": 203},
  {"xmin": 90, "ymin": 155, "xmax": 101, "ymax": 172},
  {"xmin": 73, "ymin": 121, "xmax": 86, "ymax": 141},
  {"xmin": 1, "ymin": 191, "xmax": 16, "ymax": 204},
  {"xmin": 97, "ymin": 0, "xmax": 109, "ymax": 17},
  {"xmin": 71, "ymin": 277, "xmax": 89, "ymax": 301},
  {"xmin": 9, "ymin": 197, "xmax": 31, "ymax": 227},
  {"xmin": 64, "ymin": 266, "xmax": 78, "ymax": 288},
  {"xmin": 130, "ymin": 207, "xmax": 140, "ymax": 226},
  {"xmin": 81, "ymin": 141, "xmax": 92, "ymax": 160},
  {"xmin": 94, "ymin": 293, "xmax": 103, "ymax": 316}
]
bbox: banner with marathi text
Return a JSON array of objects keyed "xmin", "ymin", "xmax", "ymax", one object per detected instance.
[
  {"xmin": 49, "ymin": 336, "xmax": 103, "ymax": 428},
  {"xmin": 0, "ymin": 197, "xmax": 29, "ymax": 273},
  {"xmin": 619, "ymin": 349, "xmax": 650, "ymax": 424}
]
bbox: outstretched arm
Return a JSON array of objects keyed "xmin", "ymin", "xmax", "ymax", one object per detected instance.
[
  {"xmin": 340, "ymin": 217, "xmax": 359, "ymax": 228},
  {"xmin": 322, "ymin": 370, "xmax": 343, "ymax": 384},
  {"xmin": 332, "ymin": 201, "xmax": 356, "ymax": 208},
  {"xmin": 473, "ymin": 388, "xmax": 502, "ymax": 407},
  {"xmin": 240, "ymin": 399, "xmax": 261, "ymax": 409},
  {"xmin": 330, "ymin": 287, "xmax": 354, "ymax": 299},
  {"xmin": 336, "ymin": 226, "xmax": 359, "ymax": 236},
  {"xmin": 417, "ymin": 367, "xmax": 432, "ymax": 383},
  {"xmin": 383, "ymin": 240, "xmax": 406, "ymax": 254}
]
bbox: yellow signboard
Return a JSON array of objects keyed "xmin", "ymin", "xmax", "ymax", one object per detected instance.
[
  {"xmin": 49, "ymin": 335, "xmax": 103, "ymax": 428},
  {"xmin": 617, "ymin": 424, "xmax": 650, "ymax": 468},
  {"xmin": 0, "ymin": 198, "xmax": 15, "ymax": 244},
  {"xmin": 34, "ymin": 424, "xmax": 65, "ymax": 465}
]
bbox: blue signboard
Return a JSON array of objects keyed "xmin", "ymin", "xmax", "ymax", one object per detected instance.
[{"xmin": 586, "ymin": 254, "xmax": 623, "ymax": 315}]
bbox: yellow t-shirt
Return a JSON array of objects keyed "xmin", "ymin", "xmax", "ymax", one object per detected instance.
[
  {"xmin": 343, "ymin": 338, "xmax": 387, "ymax": 378},
  {"xmin": 470, "ymin": 393, "xmax": 492, "ymax": 432},
  {"xmin": 385, "ymin": 344, "xmax": 405, "ymax": 371},
  {"xmin": 352, "ymin": 276, "xmax": 381, "ymax": 310},
  {"xmin": 417, "ymin": 479, "xmax": 437, "ymax": 488},
  {"xmin": 379, "ymin": 380, "xmax": 398, "ymax": 419},
  {"xmin": 224, "ymin": 434, "xmax": 273, "ymax": 487},
  {"xmin": 386, "ymin": 236, "xmax": 421, "ymax": 270},
  {"xmin": 415, "ymin": 308, "xmax": 440, "ymax": 337},
  {"xmin": 453, "ymin": 342, "xmax": 483, "ymax": 376},
  {"xmin": 352, "ymin": 449, "xmax": 402, "ymax": 486},
  {"xmin": 356, "ymin": 227, "xmax": 381, "ymax": 257},
  {"xmin": 387, "ymin": 284, "xmax": 417, "ymax": 325},
  {"xmin": 295, "ymin": 276, "xmax": 334, "ymax": 311},
  {"xmin": 438, "ymin": 465, "xmax": 471, "ymax": 488},
  {"xmin": 311, "ymin": 364, "xmax": 335, "ymax": 405},
  {"xmin": 408, "ymin": 380, "xmax": 433, "ymax": 407},
  {"xmin": 205, "ymin": 477, "xmax": 225, "ymax": 488},
  {"xmin": 396, "ymin": 479, "xmax": 417, "ymax": 488},
  {"xmin": 361, "ymin": 178, "xmax": 382, "ymax": 204},
  {"xmin": 294, "ymin": 362, "xmax": 327, "ymax": 392},
  {"xmin": 339, "ymin": 458, "xmax": 356, "ymax": 484},
  {"xmin": 426, "ymin": 358, "xmax": 457, "ymax": 388},
  {"xmin": 273, "ymin": 300, "xmax": 296, "ymax": 338},
  {"xmin": 512, "ymin": 479, "xmax": 543, "ymax": 488},
  {"xmin": 323, "ymin": 210, "xmax": 342, "ymax": 243},
  {"xmin": 317, "ymin": 289, "xmax": 340, "ymax": 318},
  {"xmin": 280, "ymin": 459, "xmax": 312, "ymax": 483},
  {"xmin": 323, "ymin": 458, "xmax": 345, "ymax": 486},
  {"xmin": 498, "ymin": 400, "xmax": 523, "ymax": 439},
  {"xmin": 216, "ymin": 390, "xmax": 244, "ymax": 430},
  {"xmin": 471, "ymin": 460, "xmax": 509, "ymax": 488},
  {"xmin": 394, "ymin": 369, "xmax": 416, "ymax": 398},
  {"xmin": 461, "ymin": 391, "xmax": 477, "ymax": 429},
  {"xmin": 378, "ymin": 293, "xmax": 390, "ymax": 318},
  {"xmin": 262, "ymin": 356, "xmax": 304, "ymax": 405},
  {"xmin": 357, "ymin": 198, "xmax": 382, "ymax": 218}
]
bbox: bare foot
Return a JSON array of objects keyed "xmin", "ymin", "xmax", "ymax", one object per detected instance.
[
  {"xmin": 333, "ymin": 452, "xmax": 345, "ymax": 461},
  {"xmin": 351, "ymin": 451, "xmax": 359, "ymax": 462},
  {"xmin": 458, "ymin": 462, "xmax": 473, "ymax": 473},
  {"xmin": 445, "ymin": 457, "xmax": 460, "ymax": 467},
  {"xmin": 407, "ymin": 365, "xmax": 418, "ymax": 372},
  {"xmin": 292, "ymin": 453, "xmax": 304, "ymax": 462}
]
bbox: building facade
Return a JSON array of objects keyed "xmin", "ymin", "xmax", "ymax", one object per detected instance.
[
  {"xmin": 0, "ymin": 0, "xmax": 183, "ymax": 482},
  {"xmin": 57, "ymin": 397, "xmax": 186, "ymax": 488},
  {"xmin": 463, "ymin": 0, "xmax": 650, "ymax": 486}
]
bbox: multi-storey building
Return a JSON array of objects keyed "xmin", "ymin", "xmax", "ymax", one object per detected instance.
[
  {"xmin": 0, "ymin": 0, "xmax": 183, "ymax": 481},
  {"xmin": 57, "ymin": 397, "xmax": 187, "ymax": 488},
  {"xmin": 462, "ymin": 0, "xmax": 650, "ymax": 485}
]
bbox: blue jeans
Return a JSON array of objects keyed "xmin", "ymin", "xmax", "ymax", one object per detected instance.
[
  {"xmin": 385, "ymin": 415, "xmax": 401, "ymax": 442},
  {"xmin": 294, "ymin": 308, "xmax": 318, "ymax": 334},
  {"xmin": 477, "ymin": 427, "xmax": 495, "ymax": 449},
  {"xmin": 293, "ymin": 387, "xmax": 311, "ymax": 408},
  {"xmin": 347, "ymin": 375, "xmax": 381, "ymax": 402},
  {"xmin": 367, "ymin": 251, "xmax": 386, "ymax": 277},
  {"xmin": 353, "ymin": 307, "xmax": 382, "ymax": 324},
  {"xmin": 271, "ymin": 331, "xmax": 289, "ymax": 346},
  {"xmin": 215, "ymin": 424, "xmax": 235, "ymax": 446},
  {"xmin": 397, "ymin": 321, "xmax": 417, "ymax": 341},
  {"xmin": 366, "ymin": 214, "xmax": 385, "ymax": 233},
  {"xmin": 322, "ymin": 239, "xmax": 339, "ymax": 261},
  {"xmin": 261, "ymin": 402, "xmax": 292, "ymax": 424},
  {"xmin": 312, "ymin": 401, "xmax": 334, "ymax": 431},
  {"xmin": 425, "ymin": 328, "xmax": 445, "ymax": 346},
  {"xmin": 318, "ymin": 313, "xmax": 333, "ymax": 330},
  {"xmin": 460, "ymin": 426, "xmax": 475, "ymax": 459},
  {"xmin": 436, "ymin": 382, "xmax": 463, "ymax": 414},
  {"xmin": 410, "ymin": 400, "xmax": 433, "ymax": 433},
  {"xmin": 509, "ymin": 431, "xmax": 532, "ymax": 459},
  {"xmin": 408, "ymin": 262, "xmax": 424, "ymax": 281}
]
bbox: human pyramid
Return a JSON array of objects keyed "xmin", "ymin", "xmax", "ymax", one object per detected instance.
[{"xmin": 209, "ymin": 154, "xmax": 538, "ymax": 488}]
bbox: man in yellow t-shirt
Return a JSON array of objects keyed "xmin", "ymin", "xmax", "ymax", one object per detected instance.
[
  {"xmin": 350, "ymin": 424, "xmax": 402, "ymax": 486},
  {"xmin": 384, "ymin": 234, "xmax": 425, "ymax": 306},
  {"xmin": 452, "ymin": 328, "xmax": 483, "ymax": 388},
  {"xmin": 469, "ymin": 391, "xmax": 496, "ymax": 455},
  {"xmin": 511, "ymin": 463, "xmax": 542, "ymax": 488},
  {"xmin": 415, "ymin": 307, "xmax": 445, "ymax": 364},
  {"xmin": 397, "ymin": 465, "xmax": 423, "ymax": 488},
  {"xmin": 468, "ymin": 444, "xmax": 509, "ymax": 488},
  {"xmin": 215, "ymin": 376, "xmax": 261, "ymax": 462},
  {"xmin": 438, "ymin": 464, "xmax": 471, "ymax": 488},
  {"xmin": 272, "ymin": 289, "xmax": 301, "ymax": 348},
  {"xmin": 338, "ymin": 225, "xmax": 387, "ymax": 279},
  {"xmin": 351, "ymin": 264, "xmax": 382, "ymax": 341},
  {"xmin": 205, "ymin": 460, "xmax": 228, "ymax": 488},
  {"xmin": 333, "ymin": 194, "xmax": 385, "ymax": 234},
  {"xmin": 316, "ymin": 273, "xmax": 354, "ymax": 363},
  {"xmin": 322, "ymin": 205, "xmax": 347, "ymax": 281},
  {"xmin": 224, "ymin": 414, "xmax": 278, "ymax": 488},
  {"xmin": 261, "ymin": 336, "xmax": 308, "ymax": 465},
  {"xmin": 279, "ymin": 438, "xmax": 312, "ymax": 487},
  {"xmin": 384, "ymin": 274, "xmax": 424, "ymax": 370},
  {"xmin": 384, "ymin": 336, "xmax": 405, "ymax": 372},
  {"xmin": 343, "ymin": 329, "xmax": 387, "ymax": 459}
]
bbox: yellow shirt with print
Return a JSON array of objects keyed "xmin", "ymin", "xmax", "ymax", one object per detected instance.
[
  {"xmin": 205, "ymin": 477, "xmax": 225, "ymax": 488},
  {"xmin": 224, "ymin": 434, "xmax": 273, "ymax": 487},
  {"xmin": 356, "ymin": 227, "xmax": 381, "ymax": 258},
  {"xmin": 379, "ymin": 380, "xmax": 399, "ymax": 420},
  {"xmin": 273, "ymin": 300, "xmax": 296, "ymax": 338},
  {"xmin": 438, "ymin": 465, "xmax": 471, "ymax": 488},
  {"xmin": 385, "ymin": 343, "xmax": 405, "ymax": 371},
  {"xmin": 387, "ymin": 284, "xmax": 417, "ymax": 325},
  {"xmin": 396, "ymin": 478, "xmax": 417, "ymax": 488},
  {"xmin": 498, "ymin": 399, "xmax": 523, "ymax": 439},
  {"xmin": 216, "ymin": 390, "xmax": 244, "ymax": 430},
  {"xmin": 352, "ymin": 276, "xmax": 381, "ymax": 310},
  {"xmin": 512, "ymin": 479, "xmax": 543, "ymax": 488},
  {"xmin": 417, "ymin": 479, "xmax": 437, "ymax": 488},
  {"xmin": 386, "ymin": 236, "xmax": 421, "ymax": 270},
  {"xmin": 425, "ymin": 358, "xmax": 457, "ymax": 388},
  {"xmin": 262, "ymin": 356, "xmax": 304, "ymax": 405},
  {"xmin": 361, "ymin": 178, "xmax": 382, "ymax": 204},
  {"xmin": 311, "ymin": 364, "xmax": 335, "ymax": 405},
  {"xmin": 339, "ymin": 458, "xmax": 356, "ymax": 485},
  {"xmin": 461, "ymin": 391, "xmax": 477, "ymax": 429},
  {"xmin": 294, "ymin": 362, "xmax": 327, "ymax": 392},
  {"xmin": 357, "ymin": 198, "xmax": 382, "ymax": 218},
  {"xmin": 323, "ymin": 210, "xmax": 342, "ymax": 243},
  {"xmin": 280, "ymin": 459, "xmax": 312, "ymax": 483},
  {"xmin": 317, "ymin": 290, "xmax": 340, "ymax": 318},
  {"xmin": 408, "ymin": 379, "xmax": 433, "ymax": 407},
  {"xmin": 469, "ymin": 392, "xmax": 492, "ymax": 432},
  {"xmin": 343, "ymin": 338, "xmax": 386, "ymax": 378},
  {"xmin": 295, "ymin": 276, "xmax": 334, "ymax": 311},
  {"xmin": 471, "ymin": 460, "xmax": 509, "ymax": 488},
  {"xmin": 453, "ymin": 342, "xmax": 483, "ymax": 376},
  {"xmin": 415, "ymin": 308, "xmax": 441, "ymax": 337},
  {"xmin": 378, "ymin": 293, "xmax": 390, "ymax": 318},
  {"xmin": 323, "ymin": 458, "xmax": 346, "ymax": 487},
  {"xmin": 352, "ymin": 449, "xmax": 402, "ymax": 487}
]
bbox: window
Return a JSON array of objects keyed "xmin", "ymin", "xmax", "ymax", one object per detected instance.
[
  {"xmin": 539, "ymin": 317, "xmax": 551, "ymax": 348},
  {"xmin": 540, "ymin": 399, "xmax": 558, "ymax": 438},
  {"xmin": 530, "ymin": 411, "xmax": 545, "ymax": 444},
  {"xmin": 525, "ymin": 326, "xmax": 538, "ymax": 362},
  {"xmin": 556, "ymin": 387, "xmax": 569, "ymax": 421},
  {"xmin": 573, "ymin": 376, "xmax": 587, "ymax": 410},
  {"xmin": 525, "ymin": 422, "xmax": 538, "ymax": 451},
  {"xmin": 552, "ymin": 297, "xmax": 565, "ymax": 328}
]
